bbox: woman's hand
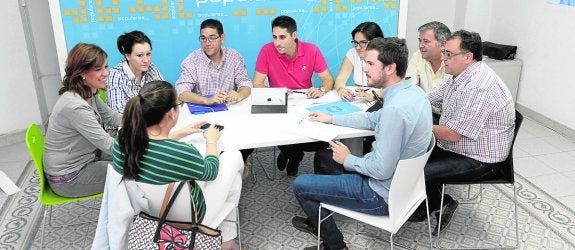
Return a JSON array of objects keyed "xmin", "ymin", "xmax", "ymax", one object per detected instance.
[
  {"xmin": 337, "ymin": 88, "xmax": 355, "ymax": 101},
  {"xmin": 168, "ymin": 121, "xmax": 207, "ymax": 140},
  {"xmin": 203, "ymin": 123, "xmax": 221, "ymax": 143}
]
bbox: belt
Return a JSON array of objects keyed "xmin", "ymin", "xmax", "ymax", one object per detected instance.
[{"xmin": 45, "ymin": 169, "xmax": 81, "ymax": 184}]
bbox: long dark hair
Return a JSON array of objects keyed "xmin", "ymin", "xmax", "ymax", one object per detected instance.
[
  {"xmin": 118, "ymin": 80, "xmax": 178, "ymax": 180},
  {"xmin": 59, "ymin": 43, "xmax": 107, "ymax": 99}
]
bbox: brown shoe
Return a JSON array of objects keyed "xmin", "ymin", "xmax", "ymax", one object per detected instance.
[
  {"xmin": 291, "ymin": 216, "xmax": 317, "ymax": 237},
  {"xmin": 242, "ymin": 162, "xmax": 252, "ymax": 180}
]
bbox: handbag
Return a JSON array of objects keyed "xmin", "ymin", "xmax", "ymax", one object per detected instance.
[{"xmin": 127, "ymin": 181, "xmax": 222, "ymax": 250}]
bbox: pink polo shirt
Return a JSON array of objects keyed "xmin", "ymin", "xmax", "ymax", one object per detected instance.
[{"xmin": 255, "ymin": 40, "xmax": 328, "ymax": 89}]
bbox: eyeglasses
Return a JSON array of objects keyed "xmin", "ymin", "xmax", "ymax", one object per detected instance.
[
  {"xmin": 176, "ymin": 100, "xmax": 185, "ymax": 108},
  {"xmin": 441, "ymin": 49, "xmax": 469, "ymax": 59},
  {"xmin": 351, "ymin": 40, "xmax": 369, "ymax": 48},
  {"xmin": 199, "ymin": 35, "xmax": 221, "ymax": 43}
]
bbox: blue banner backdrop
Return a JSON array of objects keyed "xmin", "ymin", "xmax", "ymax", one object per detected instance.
[{"xmin": 51, "ymin": 0, "xmax": 401, "ymax": 86}]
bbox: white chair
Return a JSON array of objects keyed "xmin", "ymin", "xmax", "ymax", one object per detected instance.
[{"xmin": 317, "ymin": 135, "xmax": 436, "ymax": 249}]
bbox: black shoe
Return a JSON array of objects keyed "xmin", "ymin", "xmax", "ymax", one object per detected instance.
[
  {"xmin": 277, "ymin": 152, "xmax": 288, "ymax": 171},
  {"xmin": 408, "ymin": 206, "xmax": 428, "ymax": 222},
  {"xmin": 291, "ymin": 216, "xmax": 317, "ymax": 237},
  {"xmin": 303, "ymin": 243, "xmax": 348, "ymax": 250},
  {"xmin": 432, "ymin": 199, "xmax": 459, "ymax": 236},
  {"xmin": 286, "ymin": 159, "xmax": 300, "ymax": 176}
]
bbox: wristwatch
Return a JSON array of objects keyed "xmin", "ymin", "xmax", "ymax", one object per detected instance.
[{"xmin": 319, "ymin": 87, "xmax": 326, "ymax": 95}]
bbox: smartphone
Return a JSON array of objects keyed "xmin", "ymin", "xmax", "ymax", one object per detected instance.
[{"xmin": 200, "ymin": 123, "xmax": 224, "ymax": 131}]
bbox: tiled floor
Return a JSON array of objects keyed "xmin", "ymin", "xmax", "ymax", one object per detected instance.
[{"xmin": 1, "ymin": 116, "xmax": 575, "ymax": 243}]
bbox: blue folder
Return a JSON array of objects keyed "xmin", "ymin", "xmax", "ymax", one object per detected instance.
[
  {"xmin": 306, "ymin": 100, "xmax": 362, "ymax": 116},
  {"xmin": 187, "ymin": 103, "xmax": 228, "ymax": 114},
  {"xmin": 187, "ymin": 94, "xmax": 229, "ymax": 114}
]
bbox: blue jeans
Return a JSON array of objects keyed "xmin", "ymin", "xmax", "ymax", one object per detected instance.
[
  {"xmin": 293, "ymin": 173, "xmax": 389, "ymax": 249},
  {"xmin": 424, "ymin": 146, "xmax": 504, "ymax": 210}
]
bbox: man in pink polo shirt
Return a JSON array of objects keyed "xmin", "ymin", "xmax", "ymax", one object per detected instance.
[
  {"xmin": 253, "ymin": 15, "xmax": 334, "ymax": 98},
  {"xmin": 248, "ymin": 15, "xmax": 333, "ymax": 176}
]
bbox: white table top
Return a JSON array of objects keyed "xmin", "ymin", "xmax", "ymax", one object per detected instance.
[{"xmin": 174, "ymin": 90, "xmax": 375, "ymax": 151}]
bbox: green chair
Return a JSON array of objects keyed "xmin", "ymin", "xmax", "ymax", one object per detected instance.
[
  {"xmin": 97, "ymin": 88, "xmax": 107, "ymax": 103},
  {"xmin": 25, "ymin": 124, "xmax": 103, "ymax": 247}
]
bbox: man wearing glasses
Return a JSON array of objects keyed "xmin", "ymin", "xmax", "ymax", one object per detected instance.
[
  {"xmin": 249, "ymin": 15, "xmax": 334, "ymax": 176},
  {"xmin": 175, "ymin": 19, "xmax": 252, "ymax": 105},
  {"xmin": 406, "ymin": 21, "xmax": 452, "ymax": 93},
  {"xmin": 410, "ymin": 30, "xmax": 515, "ymax": 236}
]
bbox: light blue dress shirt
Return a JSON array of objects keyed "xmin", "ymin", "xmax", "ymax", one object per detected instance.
[{"xmin": 332, "ymin": 79, "xmax": 433, "ymax": 202}]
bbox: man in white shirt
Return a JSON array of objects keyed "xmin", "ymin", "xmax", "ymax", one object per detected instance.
[{"xmin": 406, "ymin": 21, "xmax": 451, "ymax": 93}]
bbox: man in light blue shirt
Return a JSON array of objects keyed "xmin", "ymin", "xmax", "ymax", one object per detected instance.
[{"xmin": 291, "ymin": 37, "xmax": 433, "ymax": 250}]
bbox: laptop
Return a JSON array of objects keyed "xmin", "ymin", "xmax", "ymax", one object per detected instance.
[{"xmin": 251, "ymin": 88, "xmax": 288, "ymax": 113}]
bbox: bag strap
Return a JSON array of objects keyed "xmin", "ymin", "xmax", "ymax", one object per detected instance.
[
  {"xmin": 158, "ymin": 182, "xmax": 175, "ymax": 217},
  {"xmin": 188, "ymin": 180, "xmax": 200, "ymax": 225},
  {"xmin": 153, "ymin": 181, "xmax": 187, "ymax": 242}
]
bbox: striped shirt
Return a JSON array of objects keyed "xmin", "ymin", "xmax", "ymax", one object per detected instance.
[
  {"xmin": 428, "ymin": 61, "xmax": 515, "ymax": 163},
  {"xmin": 106, "ymin": 60, "xmax": 164, "ymax": 113},
  {"xmin": 175, "ymin": 47, "xmax": 252, "ymax": 97},
  {"xmin": 112, "ymin": 139, "xmax": 219, "ymax": 222}
]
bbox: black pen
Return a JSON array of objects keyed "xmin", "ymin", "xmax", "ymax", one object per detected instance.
[{"xmin": 292, "ymin": 90, "xmax": 307, "ymax": 94}]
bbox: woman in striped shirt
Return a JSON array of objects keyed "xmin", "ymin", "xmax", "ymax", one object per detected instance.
[{"xmin": 113, "ymin": 80, "xmax": 245, "ymax": 250}]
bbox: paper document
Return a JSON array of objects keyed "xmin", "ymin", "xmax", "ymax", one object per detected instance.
[
  {"xmin": 284, "ymin": 117, "xmax": 338, "ymax": 142},
  {"xmin": 0, "ymin": 171, "xmax": 20, "ymax": 195},
  {"xmin": 306, "ymin": 100, "xmax": 362, "ymax": 116}
]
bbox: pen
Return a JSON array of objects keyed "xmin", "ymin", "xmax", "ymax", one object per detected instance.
[{"xmin": 292, "ymin": 90, "xmax": 307, "ymax": 94}]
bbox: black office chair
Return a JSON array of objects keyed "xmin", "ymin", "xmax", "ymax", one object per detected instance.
[{"xmin": 436, "ymin": 110, "xmax": 523, "ymax": 249}]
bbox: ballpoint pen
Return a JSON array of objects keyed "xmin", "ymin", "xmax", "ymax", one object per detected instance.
[{"xmin": 292, "ymin": 90, "xmax": 307, "ymax": 94}]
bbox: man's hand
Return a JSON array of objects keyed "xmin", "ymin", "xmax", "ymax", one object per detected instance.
[
  {"xmin": 329, "ymin": 140, "xmax": 350, "ymax": 164},
  {"xmin": 225, "ymin": 90, "xmax": 241, "ymax": 104},
  {"xmin": 207, "ymin": 92, "xmax": 227, "ymax": 105},
  {"xmin": 306, "ymin": 87, "xmax": 324, "ymax": 99},
  {"xmin": 308, "ymin": 111, "xmax": 333, "ymax": 124}
]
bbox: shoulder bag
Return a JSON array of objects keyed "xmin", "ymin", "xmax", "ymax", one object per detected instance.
[{"xmin": 127, "ymin": 181, "xmax": 222, "ymax": 250}]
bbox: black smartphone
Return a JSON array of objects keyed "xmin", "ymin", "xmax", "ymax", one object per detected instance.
[{"xmin": 200, "ymin": 123, "xmax": 224, "ymax": 131}]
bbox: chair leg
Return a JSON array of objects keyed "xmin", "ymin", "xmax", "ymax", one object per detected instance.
[
  {"xmin": 317, "ymin": 205, "xmax": 322, "ymax": 250},
  {"xmin": 236, "ymin": 207, "xmax": 242, "ymax": 248},
  {"xmin": 437, "ymin": 184, "xmax": 446, "ymax": 240},
  {"xmin": 425, "ymin": 199, "xmax": 433, "ymax": 249},
  {"xmin": 390, "ymin": 233, "xmax": 394, "ymax": 250},
  {"xmin": 41, "ymin": 206, "xmax": 47, "ymax": 249},
  {"xmin": 250, "ymin": 148, "xmax": 276, "ymax": 183},
  {"xmin": 512, "ymin": 183, "xmax": 519, "ymax": 249}
]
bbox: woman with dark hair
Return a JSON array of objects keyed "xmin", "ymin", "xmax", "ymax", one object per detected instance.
[
  {"xmin": 333, "ymin": 22, "xmax": 384, "ymax": 101},
  {"xmin": 106, "ymin": 30, "xmax": 164, "ymax": 113},
  {"xmin": 44, "ymin": 43, "xmax": 121, "ymax": 197},
  {"xmin": 113, "ymin": 80, "xmax": 245, "ymax": 250}
]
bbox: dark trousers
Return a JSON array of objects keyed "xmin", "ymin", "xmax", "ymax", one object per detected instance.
[
  {"xmin": 424, "ymin": 146, "xmax": 505, "ymax": 211},
  {"xmin": 278, "ymin": 141, "xmax": 329, "ymax": 173}
]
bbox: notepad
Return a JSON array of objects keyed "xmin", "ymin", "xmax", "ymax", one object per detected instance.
[{"xmin": 306, "ymin": 100, "xmax": 362, "ymax": 116}]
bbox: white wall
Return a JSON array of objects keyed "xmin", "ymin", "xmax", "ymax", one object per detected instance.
[
  {"xmin": 483, "ymin": 0, "xmax": 575, "ymax": 130},
  {"xmin": 0, "ymin": 0, "xmax": 42, "ymax": 134}
]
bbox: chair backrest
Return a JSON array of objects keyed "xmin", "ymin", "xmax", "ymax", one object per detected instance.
[
  {"xmin": 25, "ymin": 124, "xmax": 48, "ymax": 201},
  {"xmin": 500, "ymin": 110, "xmax": 523, "ymax": 183},
  {"xmin": 97, "ymin": 88, "xmax": 107, "ymax": 103},
  {"xmin": 137, "ymin": 180, "xmax": 193, "ymax": 222},
  {"xmin": 388, "ymin": 134, "xmax": 435, "ymax": 228}
]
